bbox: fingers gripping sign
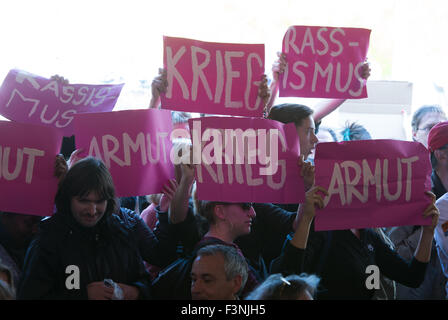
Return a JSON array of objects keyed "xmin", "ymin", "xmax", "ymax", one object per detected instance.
[
  {"xmin": 299, "ymin": 155, "xmax": 315, "ymax": 192},
  {"xmin": 159, "ymin": 179, "xmax": 179, "ymax": 212},
  {"xmin": 423, "ymin": 191, "xmax": 440, "ymax": 232}
]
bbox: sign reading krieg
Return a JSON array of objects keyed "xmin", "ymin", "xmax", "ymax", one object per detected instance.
[
  {"xmin": 186, "ymin": 116, "xmax": 305, "ymax": 204},
  {"xmin": 280, "ymin": 26, "xmax": 371, "ymax": 99},
  {"xmin": 314, "ymin": 140, "xmax": 432, "ymax": 231},
  {"xmin": 0, "ymin": 69, "xmax": 124, "ymax": 136},
  {"xmin": 162, "ymin": 36, "xmax": 265, "ymax": 117}
]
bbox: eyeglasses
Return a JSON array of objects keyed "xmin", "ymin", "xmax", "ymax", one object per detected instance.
[
  {"xmin": 213, "ymin": 202, "xmax": 253, "ymax": 210},
  {"xmin": 417, "ymin": 123, "xmax": 440, "ymax": 132}
]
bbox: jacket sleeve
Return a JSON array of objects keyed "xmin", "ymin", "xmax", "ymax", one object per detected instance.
[
  {"xmin": 270, "ymin": 226, "xmax": 327, "ymax": 276},
  {"xmin": 126, "ymin": 259, "xmax": 153, "ymax": 300},
  {"xmin": 269, "ymin": 236, "xmax": 305, "ymax": 275},
  {"xmin": 386, "ymin": 225, "xmax": 421, "ymax": 261},
  {"xmin": 18, "ymin": 237, "xmax": 88, "ymax": 300},
  {"xmin": 153, "ymin": 203, "xmax": 201, "ymax": 261},
  {"xmin": 373, "ymin": 231, "xmax": 428, "ymax": 288},
  {"xmin": 120, "ymin": 208, "xmax": 166, "ymax": 268}
]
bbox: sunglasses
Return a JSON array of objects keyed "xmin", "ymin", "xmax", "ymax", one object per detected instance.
[
  {"xmin": 238, "ymin": 202, "xmax": 253, "ymax": 210},
  {"xmin": 213, "ymin": 202, "xmax": 253, "ymax": 210}
]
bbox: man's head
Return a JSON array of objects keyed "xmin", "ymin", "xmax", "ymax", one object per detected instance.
[
  {"xmin": 191, "ymin": 244, "xmax": 248, "ymax": 300},
  {"xmin": 428, "ymin": 121, "xmax": 448, "ymax": 170},
  {"xmin": 412, "ymin": 105, "xmax": 446, "ymax": 147},
  {"xmin": 198, "ymin": 201, "xmax": 256, "ymax": 239},
  {"xmin": 268, "ymin": 103, "xmax": 318, "ymax": 160},
  {"xmin": 55, "ymin": 157, "xmax": 117, "ymax": 228}
]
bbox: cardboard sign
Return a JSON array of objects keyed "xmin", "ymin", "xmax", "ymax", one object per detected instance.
[
  {"xmin": 314, "ymin": 140, "xmax": 432, "ymax": 231},
  {"xmin": 0, "ymin": 121, "xmax": 62, "ymax": 216},
  {"xmin": 188, "ymin": 116, "xmax": 305, "ymax": 203},
  {"xmin": 73, "ymin": 109, "xmax": 174, "ymax": 197},
  {"xmin": 0, "ymin": 69, "xmax": 124, "ymax": 136},
  {"xmin": 162, "ymin": 36, "xmax": 265, "ymax": 117},
  {"xmin": 280, "ymin": 26, "xmax": 370, "ymax": 99}
]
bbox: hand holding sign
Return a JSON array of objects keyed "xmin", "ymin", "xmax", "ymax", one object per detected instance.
[
  {"xmin": 149, "ymin": 68, "xmax": 168, "ymax": 109},
  {"xmin": 160, "ymin": 178, "xmax": 179, "ymax": 212},
  {"xmin": 422, "ymin": 191, "xmax": 439, "ymax": 233},
  {"xmin": 302, "ymin": 185, "xmax": 328, "ymax": 221},
  {"xmin": 299, "ymin": 155, "xmax": 315, "ymax": 191},
  {"xmin": 272, "ymin": 52, "xmax": 287, "ymax": 82},
  {"xmin": 54, "ymin": 154, "xmax": 68, "ymax": 182},
  {"xmin": 290, "ymin": 185, "xmax": 328, "ymax": 250}
]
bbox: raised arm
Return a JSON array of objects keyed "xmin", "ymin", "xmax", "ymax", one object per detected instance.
[
  {"xmin": 264, "ymin": 52, "xmax": 286, "ymax": 117},
  {"xmin": 149, "ymin": 68, "xmax": 168, "ymax": 109},
  {"xmin": 414, "ymin": 191, "xmax": 439, "ymax": 263}
]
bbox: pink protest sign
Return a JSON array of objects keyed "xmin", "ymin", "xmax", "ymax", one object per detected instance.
[
  {"xmin": 162, "ymin": 36, "xmax": 265, "ymax": 117},
  {"xmin": 280, "ymin": 26, "xmax": 371, "ymax": 99},
  {"xmin": 314, "ymin": 140, "xmax": 432, "ymax": 231},
  {"xmin": 0, "ymin": 69, "xmax": 124, "ymax": 136},
  {"xmin": 0, "ymin": 121, "xmax": 62, "ymax": 216},
  {"xmin": 73, "ymin": 109, "xmax": 174, "ymax": 197},
  {"xmin": 188, "ymin": 116, "xmax": 305, "ymax": 203}
]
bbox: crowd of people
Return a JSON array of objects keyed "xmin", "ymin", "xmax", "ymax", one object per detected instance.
[{"xmin": 0, "ymin": 53, "xmax": 447, "ymax": 301}]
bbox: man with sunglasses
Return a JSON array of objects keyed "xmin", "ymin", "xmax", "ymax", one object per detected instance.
[{"xmin": 152, "ymin": 200, "xmax": 258, "ymax": 299}]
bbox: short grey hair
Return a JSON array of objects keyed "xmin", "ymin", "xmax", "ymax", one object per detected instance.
[{"xmin": 196, "ymin": 244, "xmax": 248, "ymax": 294}]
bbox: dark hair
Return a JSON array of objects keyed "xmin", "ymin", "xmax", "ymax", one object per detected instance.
[
  {"xmin": 267, "ymin": 103, "xmax": 313, "ymax": 127},
  {"xmin": 55, "ymin": 157, "xmax": 117, "ymax": 217},
  {"xmin": 245, "ymin": 273, "xmax": 320, "ymax": 300},
  {"xmin": 411, "ymin": 105, "xmax": 446, "ymax": 133},
  {"xmin": 340, "ymin": 121, "xmax": 371, "ymax": 141}
]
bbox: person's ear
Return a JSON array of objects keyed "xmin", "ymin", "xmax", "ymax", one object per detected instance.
[
  {"xmin": 231, "ymin": 275, "xmax": 243, "ymax": 296},
  {"xmin": 214, "ymin": 205, "xmax": 227, "ymax": 220}
]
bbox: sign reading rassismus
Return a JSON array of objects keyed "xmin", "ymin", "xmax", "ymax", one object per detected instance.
[
  {"xmin": 0, "ymin": 69, "xmax": 124, "ymax": 136},
  {"xmin": 280, "ymin": 26, "xmax": 371, "ymax": 99}
]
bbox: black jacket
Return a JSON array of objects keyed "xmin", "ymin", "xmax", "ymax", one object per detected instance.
[
  {"xmin": 18, "ymin": 210, "xmax": 151, "ymax": 300},
  {"xmin": 271, "ymin": 226, "xmax": 428, "ymax": 300}
]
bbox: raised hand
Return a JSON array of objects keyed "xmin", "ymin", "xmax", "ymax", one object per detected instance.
[{"xmin": 149, "ymin": 68, "xmax": 168, "ymax": 108}]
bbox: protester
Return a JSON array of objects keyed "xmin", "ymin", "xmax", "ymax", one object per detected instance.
[
  {"xmin": 245, "ymin": 273, "xmax": 320, "ymax": 300},
  {"xmin": 191, "ymin": 244, "xmax": 248, "ymax": 300},
  {"xmin": 151, "ymin": 199, "xmax": 259, "ymax": 299},
  {"xmin": 412, "ymin": 105, "xmax": 447, "ymax": 148},
  {"xmin": 18, "ymin": 157, "xmax": 152, "ymax": 299},
  {"xmin": 0, "ymin": 211, "xmax": 41, "ymax": 291},
  {"xmin": 337, "ymin": 122, "xmax": 397, "ymax": 299},
  {"xmin": 0, "ymin": 155, "xmax": 66, "ymax": 291},
  {"xmin": 434, "ymin": 193, "xmax": 448, "ymax": 299},
  {"xmin": 271, "ymin": 175, "xmax": 440, "ymax": 300},
  {"xmin": 386, "ymin": 120, "xmax": 448, "ymax": 300}
]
